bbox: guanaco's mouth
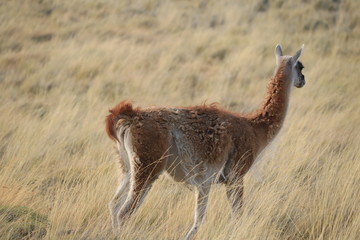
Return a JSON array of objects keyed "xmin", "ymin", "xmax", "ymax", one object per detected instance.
[
  {"xmin": 295, "ymin": 82, "xmax": 305, "ymax": 88},
  {"xmin": 295, "ymin": 76, "xmax": 305, "ymax": 88}
]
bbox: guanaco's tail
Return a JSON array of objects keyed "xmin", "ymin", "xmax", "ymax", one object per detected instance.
[{"xmin": 106, "ymin": 100, "xmax": 137, "ymax": 142}]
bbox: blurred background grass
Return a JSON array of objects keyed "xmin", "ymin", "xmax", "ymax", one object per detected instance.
[{"xmin": 0, "ymin": 0, "xmax": 359, "ymax": 239}]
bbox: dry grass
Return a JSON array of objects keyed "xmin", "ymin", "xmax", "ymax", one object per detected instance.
[{"xmin": 1, "ymin": 0, "xmax": 360, "ymax": 239}]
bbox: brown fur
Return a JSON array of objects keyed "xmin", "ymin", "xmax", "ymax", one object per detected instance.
[
  {"xmin": 248, "ymin": 60, "xmax": 293, "ymax": 141},
  {"xmin": 105, "ymin": 47, "xmax": 304, "ymax": 240},
  {"xmin": 106, "ymin": 61, "xmax": 291, "ymax": 171}
]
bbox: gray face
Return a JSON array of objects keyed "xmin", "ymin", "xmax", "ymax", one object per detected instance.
[{"xmin": 294, "ymin": 61, "xmax": 305, "ymax": 88}]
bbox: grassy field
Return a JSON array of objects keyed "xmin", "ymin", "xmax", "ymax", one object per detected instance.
[{"xmin": 1, "ymin": 0, "xmax": 360, "ymax": 239}]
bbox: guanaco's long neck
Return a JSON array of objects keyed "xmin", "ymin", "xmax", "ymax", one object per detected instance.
[{"xmin": 248, "ymin": 61, "xmax": 293, "ymax": 143}]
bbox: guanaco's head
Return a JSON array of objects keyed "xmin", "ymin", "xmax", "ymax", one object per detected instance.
[{"xmin": 275, "ymin": 44, "xmax": 305, "ymax": 88}]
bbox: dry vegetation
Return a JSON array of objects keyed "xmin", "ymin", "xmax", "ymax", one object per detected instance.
[{"xmin": 1, "ymin": 0, "xmax": 360, "ymax": 239}]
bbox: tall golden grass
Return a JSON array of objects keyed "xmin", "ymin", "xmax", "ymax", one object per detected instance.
[{"xmin": 1, "ymin": 0, "xmax": 359, "ymax": 239}]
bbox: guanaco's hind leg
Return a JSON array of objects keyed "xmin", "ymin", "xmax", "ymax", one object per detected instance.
[
  {"xmin": 109, "ymin": 142, "xmax": 132, "ymax": 229},
  {"xmin": 109, "ymin": 173, "xmax": 130, "ymax": 228},
  {"xmin": 115, "ymin": 157, "xmax": 165, "ymax": 229},
  {"xmin": 112, "ymin": 118, "xmax": 169, "ymax": 233}
]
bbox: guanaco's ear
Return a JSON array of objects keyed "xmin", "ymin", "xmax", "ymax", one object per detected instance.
[
  {"xmin": 292, "ymin": 44, "xmax": 304, "ymax": 64},
  {"xmin": 275, "ymin": 44, "xmax": 283, "ymax": 65}
]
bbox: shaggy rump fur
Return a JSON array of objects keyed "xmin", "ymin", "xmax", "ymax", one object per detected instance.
[{"xmin": 106, "ymin": 101, "xmax": 137, "ymax": 141}]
